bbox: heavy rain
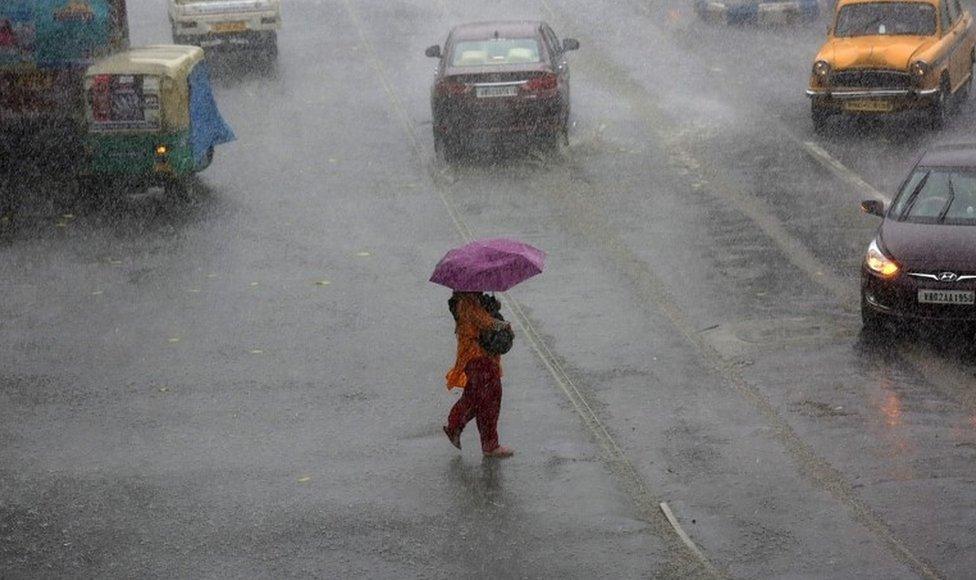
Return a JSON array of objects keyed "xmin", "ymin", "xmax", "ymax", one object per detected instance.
[{"xmin": 2, "ymin": 0, "xmax": 976, "ymax": 577}]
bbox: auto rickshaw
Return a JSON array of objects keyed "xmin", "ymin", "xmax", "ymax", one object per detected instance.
[{"xmin": 80, "ymin": 45, "xmax": 234, "ymax": 196}]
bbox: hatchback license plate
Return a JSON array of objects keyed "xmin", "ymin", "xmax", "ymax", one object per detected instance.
[
  {"xmin": 476, "ymin": 85, "xmax": 519, "ymax": 98},
  {"xmin": 918, "ymin": 289, "xmax": 975, "ymax": 305},
  {"xmin": 844, "ymin": 99, "xmax": 893, "ymax": 113}
]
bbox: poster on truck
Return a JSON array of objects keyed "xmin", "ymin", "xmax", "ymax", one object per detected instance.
[
  {"xmin": 0, "ymin": 2, "xmax": 37, "ymax": 67},
  {"xmin": 0, "ymin": 0, "xmax": 114, "ymax": 69}
]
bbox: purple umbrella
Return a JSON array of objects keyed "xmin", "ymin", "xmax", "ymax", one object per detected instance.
[{"xmin": 430, "ymin": 238, "xmax": 546, "ymax": 292}]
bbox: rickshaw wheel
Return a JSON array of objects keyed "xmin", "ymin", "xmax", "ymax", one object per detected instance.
[
  {"xmin": 165, "ymin": 178, "xmax": 193, "ymax": 201},
  {"xmin": 196, "ymin": 147, "xmax": 215, "ymax": 172}
]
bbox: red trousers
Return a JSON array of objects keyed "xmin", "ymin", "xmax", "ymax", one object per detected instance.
[{"xmin": 447, "ymin": 357, "xmax": 502, "ymax": 453}]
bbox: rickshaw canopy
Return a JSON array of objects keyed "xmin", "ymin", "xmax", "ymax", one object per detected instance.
[
  {"xmin": 85, "ymin": 44, "xmax": 204, "ymax": 80},
  {"xmin": 83, "ymin": 44, "xmax": 234, "ymax": 174}
]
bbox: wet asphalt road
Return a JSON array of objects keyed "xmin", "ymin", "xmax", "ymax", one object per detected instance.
[{"xmin": 3, "ymin": 0, "xmax": 976, "ymax": 577}]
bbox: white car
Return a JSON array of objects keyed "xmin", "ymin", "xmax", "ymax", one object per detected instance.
[{"xmin": 168, "ymin": 0, "xmax": 281, "ymax": 56}]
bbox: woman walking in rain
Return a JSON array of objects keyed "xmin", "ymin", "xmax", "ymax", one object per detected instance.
[
  {"xmin": 443, "ymin": 292, "xmax": 514, "ymax": 458},
  {"xmin": 429, "ymin": 238, "xmax": 546, "ymax": 459}
]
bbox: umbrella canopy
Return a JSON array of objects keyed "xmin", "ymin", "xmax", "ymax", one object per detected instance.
[{"xmin": 430, "ymin": 238, "xmax": 546, "ymax": 292}]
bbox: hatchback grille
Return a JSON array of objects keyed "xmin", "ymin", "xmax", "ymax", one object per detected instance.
[{"xmin": 831, "ymin": 70, "xmax": 911, "ymax": 89}]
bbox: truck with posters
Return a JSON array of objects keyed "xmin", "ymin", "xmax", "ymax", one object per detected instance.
[{"xmin": 0, "ymin": 0, "xmax": 129, "ymax": 136}]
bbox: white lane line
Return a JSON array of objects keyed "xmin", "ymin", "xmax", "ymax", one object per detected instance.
[
  {"xmin": 339, "ymin": 0, "xmax": 720, "ymax": 575},
  {"xmin": 660, "ymin": 502, "xmax": 711, "ymax": 565},
  {"xmin": 800, "ymin": 141, "xmax": 891, "ymax": 203}
]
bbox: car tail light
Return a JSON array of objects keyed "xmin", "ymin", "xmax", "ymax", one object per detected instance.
[
  {"xmin": 436, "ymin": 79, "xmax": 471, "ymax": 96},
  {"xmin": 522, "ymin": 73, "xmax": 557, "ymax": 93}
]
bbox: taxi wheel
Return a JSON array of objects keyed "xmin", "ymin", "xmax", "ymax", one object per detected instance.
[
  {"xmin": 929, "ymin": 77, "xmax": 950, "ymax": 129},
  {"xmin": 960, "ymin": 53, "xmax": 974, "ymax": 103},
  {"xmin": 811, "ymin": 104, "xmax": 830, "ymax": 135}
]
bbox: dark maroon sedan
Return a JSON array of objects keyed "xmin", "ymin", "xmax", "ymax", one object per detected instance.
[
  {"xmin": 861, "ymin": 144, "xmax": 976, "ymax": 332},
  {"xmin": 425, "ymin": 21, "xmax": 579, "ymax": 158}
]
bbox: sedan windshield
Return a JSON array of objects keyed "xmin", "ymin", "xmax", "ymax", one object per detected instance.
[
  {"xmin": 893, "ymin": 169, "xmax": 976, "ymax": 224},
  {"xmin": 834, "ymin": 3, "xmax": 936, "ymax": 37},
  {"xmin": 450, "ymin": 38, "xmax": 542, "ymax": 67}
]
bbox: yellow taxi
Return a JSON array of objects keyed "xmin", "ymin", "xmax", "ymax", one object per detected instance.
[{"xmin": 807, "ymin": 0, "xmax": 976, "ymax": 131}]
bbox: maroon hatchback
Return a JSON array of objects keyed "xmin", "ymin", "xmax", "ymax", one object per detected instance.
[
  {"xmin": 860, "ymin": 144, "xmax": 976, "ymax": 332},
  {"xmin": 425, "ymin": 21, "xmax": 579, "ymax": 158}
]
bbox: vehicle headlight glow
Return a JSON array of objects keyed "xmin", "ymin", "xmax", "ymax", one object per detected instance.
[
  {"xmin": 813, "ymin": 60, "xmax": 831, "ymax": 80},
  {"xmin": 910, "ymin": 61, "xmax": 929, "ymax": 83},
  {"xmin": 865, "ymin": 239, "xmax": 899, "ymax": 278}
]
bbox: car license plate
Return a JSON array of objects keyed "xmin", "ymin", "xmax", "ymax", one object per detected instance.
[
  {"xmin": 213, "ymin": 21, "xmax": 248, "ymax": 33},
  {"xmin": 476, "ymin": 85, "xmax": 519, "ymax": 98},
  {"xmin": 844, "ymin": 99, "xmax": 893, "ymax": 113},
  {"xmin": 918, "ymin": 289, "xmax": 975, "ymax": 305}
]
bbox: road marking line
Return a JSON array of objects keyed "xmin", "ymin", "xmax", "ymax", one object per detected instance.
[
  {"xmin": 524, "ymin": 1, "xmax": 944, "ymax": 577},
  {"xmin": 800, "ymin": 140, "xmax": 890, "ymax": 203},
  {"xmin": 339, "ymin": 0, "xmax": 718, "ymax": 575},
  {"xmin": 660, "ymin": 502, "xmax": 710, "ymax": 564}
]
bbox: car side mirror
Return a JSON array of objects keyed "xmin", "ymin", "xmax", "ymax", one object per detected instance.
[
  {"xmin": 562, "ymin": 38, "xmax": 580, "ymax": 51},
  {"xmin": 425, "ymin": 45, "xmax": 442, "ymax": 58},
  {"xmin": 861, "ymin": 199, "xmax": 885, "ymax": 217}
]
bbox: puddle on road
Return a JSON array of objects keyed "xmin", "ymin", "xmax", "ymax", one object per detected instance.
[{"xmin": 701, "ymin": 316, "xmax": 855, "ymax": 361}]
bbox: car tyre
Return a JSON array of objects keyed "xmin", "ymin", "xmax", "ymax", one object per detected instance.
[
  {"xmin": 861, "ymin": 299, "xmax": 892, "ymax": 337},
  {"xmin": 435, "ymin": 129, "xmax": 461, "ymax": 164}
]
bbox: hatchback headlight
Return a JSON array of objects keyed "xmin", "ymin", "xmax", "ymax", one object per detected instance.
[
  {"xmin": 865, "ymin": 239, "xmax": 899, "ymax": 278},
  {"xmin": 813, "ymin": 60, "xmax": 831, "ymax": 80}
]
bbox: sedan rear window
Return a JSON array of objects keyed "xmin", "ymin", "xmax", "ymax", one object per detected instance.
[
  {"xmin": 893, "ymin": 169, "xmax": 976, "ymax": 224},
  {"xmin": 450, "ymin": 39, "xmax": 542, "ymax": 67},
  {"xmin": 834, "ymin": 3, "xmax": 936, "ymax": 37}
]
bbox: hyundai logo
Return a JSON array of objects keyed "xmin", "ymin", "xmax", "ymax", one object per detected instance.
[{"xmin": 938, "ymin": 271, "xmax": 959, "ymax": 282}]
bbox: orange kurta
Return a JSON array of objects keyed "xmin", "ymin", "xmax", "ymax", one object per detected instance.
[{"xmin": 446, "ymin": 295, "xmax": 503, "ymax": 389}]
